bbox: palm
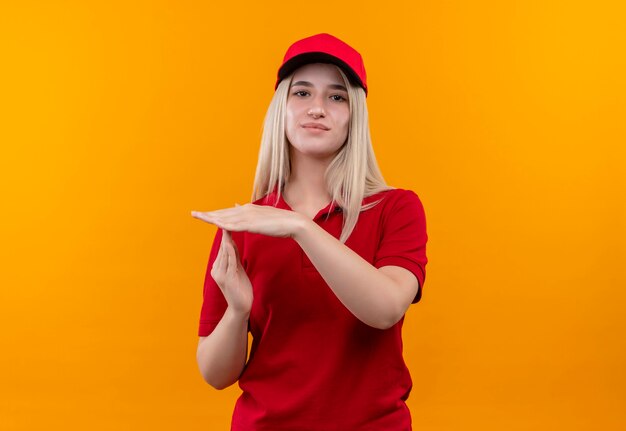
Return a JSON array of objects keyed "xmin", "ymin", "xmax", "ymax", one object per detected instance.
[{"xmin": 210, "ymin": 229, "xmax": 253, "ymax": 315}]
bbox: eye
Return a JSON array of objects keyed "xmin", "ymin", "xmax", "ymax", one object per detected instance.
[
  {"xmin": 331, "ymin": 94, "xmax": 347, "ymax": 102},
  {"xmin": 293, "ymin": 90, "xmax": 309, "ymax": 97}
]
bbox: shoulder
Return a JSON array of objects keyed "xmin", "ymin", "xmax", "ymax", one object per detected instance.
[
  {"xmin": 374, "ymin": 188, "xmax": 426, "ymax": 226},
  {"xmin": 366, "ymin": 187, "xmax": 423, "ymax": 208},
  {"xmin": 391, "ymin": 187, "xmax": 423, "ymax": 206}
]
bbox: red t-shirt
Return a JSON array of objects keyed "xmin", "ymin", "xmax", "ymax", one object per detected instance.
[{"xmin": 198, "ymin": 187, "xmax": 428, "ymax": 431}]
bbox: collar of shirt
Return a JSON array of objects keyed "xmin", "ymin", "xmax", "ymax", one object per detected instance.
[
  {"xmin": 265, "ymin": 190, "xmax": 342, "ymax": 222},
  {"xmin": 262, "ymin": 187, "xmax": 392, "ymax": 223}
]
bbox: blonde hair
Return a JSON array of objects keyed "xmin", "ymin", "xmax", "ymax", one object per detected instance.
[{"xmin": 251, "ymin": 64, "xmax": 394, "ymax": 243}]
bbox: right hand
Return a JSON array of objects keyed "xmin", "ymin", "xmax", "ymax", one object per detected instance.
[{"xmin": 211, "ymin": 226, "xmax": 253, "ymax": 317}]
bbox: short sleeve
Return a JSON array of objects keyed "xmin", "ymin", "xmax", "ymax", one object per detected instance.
[
  {"xmin": 198, "ymin": 228, "xmax": 228, "ymax": 336},
  {"xmin": 373, "ymin": 189, "xmax": 428, "ymax": 304}
]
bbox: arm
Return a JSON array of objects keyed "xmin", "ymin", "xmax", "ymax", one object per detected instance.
[
  {"xmin": 196, "ymin": 307, "xmax": 249, "ymax": 390},
  {"xmin": 293, "ymin": 219, "xmax": 419, "ymax": 330},
  {"xmin": 196, "ymin": 231, "xmax": 253, "ymax": 389}
]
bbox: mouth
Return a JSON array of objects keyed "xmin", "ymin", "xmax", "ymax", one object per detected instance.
[{"xmin": 301, "ymin": 123, "xmax": 330, "ymax": 131}]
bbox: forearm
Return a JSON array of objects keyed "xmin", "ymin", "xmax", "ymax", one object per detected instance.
[
  {"xmin": 293, "ymin": 219, "xmax": 405, "ymax": 330},
  {"xmin": 196, "ymin": 307, "xmax": 249, "ymax": 389}
]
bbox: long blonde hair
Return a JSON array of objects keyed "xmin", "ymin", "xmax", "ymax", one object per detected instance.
[{"xmin": 251, "ymin": 64, "xmax": 394, "ymax": 243}]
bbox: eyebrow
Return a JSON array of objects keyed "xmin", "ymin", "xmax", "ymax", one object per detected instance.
[{"xmin": 291, "ymin": 80, "xmax": 347, "ymax": 92}]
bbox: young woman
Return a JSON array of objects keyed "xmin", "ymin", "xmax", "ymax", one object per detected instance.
[{"xmin": 192, "ymin": 33, "xmax": 428, "ymax": 431}]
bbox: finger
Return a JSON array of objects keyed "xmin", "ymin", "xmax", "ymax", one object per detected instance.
[
  {"xmin": 226, "ymin": 235, "xmax": 242, "ymax": 272},
  {"xmin": 225, "ymin": 241, "xmax": 236, "ymax": 278},
  {"xmin": 207, "ymin": 206, "xmax": 239, "ymax": 217},
  {"xmin": 213, "ymin": 246, "xmax": 223, "ymax": 278},
  {"xmin": 192, "ymin": 212, "xmax": 223, "ymax": 229},
  {"xmin": 225, "ymin": 239, "xmax": 240, "ymax": 267},
  {"xmin": 233, "ymin": 240, "xmax": 241, "ymax": 264},
  {"xmin": 222, "ymin": 230, "xmax": 234, "ymax": 252},
  {"xmin": 191, "ymin": 211, "xmax": 209, "ymax": 222},
  {"xmin": 223, "ymin": 229, "xmax": 243, "ymax": 263},
  {"xmin": 215, "ymin": 233, "xmax": 227, "ymax": 273},
  {"xmin": 210, "ymin": 246, "xmax": 225, "ymax": 292}
]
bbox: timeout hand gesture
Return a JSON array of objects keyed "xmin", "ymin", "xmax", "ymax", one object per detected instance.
[{"xmin": 192, "ymin": 203, "xmax": 306, "ymax": 316}]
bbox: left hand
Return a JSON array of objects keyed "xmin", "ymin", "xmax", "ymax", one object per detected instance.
[{"xmin": 191, "ymin": 203, "xmax": 306, "ymax": 239}]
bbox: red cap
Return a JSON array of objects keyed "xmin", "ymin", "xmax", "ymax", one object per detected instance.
[{"xmin": 275, "ymin": 33, "xmax": 368, "ymax": 97}]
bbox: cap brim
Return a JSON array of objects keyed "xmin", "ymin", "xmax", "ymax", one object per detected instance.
[{"xmin": 276, "ymin": 52, "xmax": 367, "ymax": 95}]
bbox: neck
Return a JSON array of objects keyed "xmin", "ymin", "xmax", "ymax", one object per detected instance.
[{"xmin": 282, "ymin": 149, "xmax": 334, "ymax": 205}]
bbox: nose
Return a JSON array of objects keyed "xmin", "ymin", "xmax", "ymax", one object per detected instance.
[{"xmin": 307, "ymin": 94, "xmax": 326, "ymax": 118}]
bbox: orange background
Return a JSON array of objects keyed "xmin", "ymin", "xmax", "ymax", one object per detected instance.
[{"xmin": 1, "ymin": 1, "xmax": 625, "ymax": 430}]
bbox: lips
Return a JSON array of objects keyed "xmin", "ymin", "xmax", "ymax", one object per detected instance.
[{"xmin": 301, "ymin": 122, "xmax": 330, "ymax": 130}]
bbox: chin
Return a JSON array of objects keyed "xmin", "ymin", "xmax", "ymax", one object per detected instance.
[{"xmin": 293, "ymin": 146, "xmax": 341, "ymax": 159}]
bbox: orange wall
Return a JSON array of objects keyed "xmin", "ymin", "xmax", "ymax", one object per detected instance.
[{"xmin": 1, "ymin": 1, "xmax": 624, "ymax": 430}]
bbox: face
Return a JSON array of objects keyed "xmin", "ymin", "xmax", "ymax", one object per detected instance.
[{"xmin": 285, "ymin": 63, "xmax": 350, "ymax": 160}]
